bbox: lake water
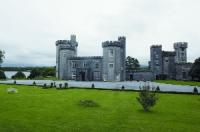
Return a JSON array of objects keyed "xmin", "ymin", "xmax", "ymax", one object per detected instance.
[{"xmin": 5, "ymin": 71, "xmax": 30, "ymax": 79}]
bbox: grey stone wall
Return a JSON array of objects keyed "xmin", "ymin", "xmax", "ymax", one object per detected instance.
[{"xmin": 175, "ymin": 63, "xmax": 192, "ymax": 80}]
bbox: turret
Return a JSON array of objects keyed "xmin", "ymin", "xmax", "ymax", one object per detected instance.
[
  {"xmin": 102, "ymin": 36, "xmax": 126, "ymax": 81},
  {"xmin": 150, "ymin": 45, "xmax": 163, "ymax": 78},
  {"xmin": 55, "ymin": 35, "xmax": 78, "ymax": 80},
  {"xmin": 174, "ymin": 42, "xmax": 188, "ymax": 63}
]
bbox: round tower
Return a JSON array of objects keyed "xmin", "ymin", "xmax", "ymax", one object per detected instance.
[
  {"xmin": 56, "ymin": 37, "xmax": 77, "ymax": 80},
  {"xmin": 174, "ymin": 42, "xmax": 188, "ymax": 63},
  {"xmin": 102, "ymin": 36, "xmax": 126, "ymax": 81}
]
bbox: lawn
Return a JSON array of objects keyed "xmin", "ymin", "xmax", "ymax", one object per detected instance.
[
  {"xmin": 0, "ymin": 84, "xmax": 200, "ymax": 132},
  {"xmin": 155, "ymin": 80, "xmax": 200, "ymax": 87}
]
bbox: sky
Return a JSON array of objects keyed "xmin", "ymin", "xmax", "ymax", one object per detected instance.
[{"xmin": 0, "ymin": 0, "xmax": 200, "ymax": 67}]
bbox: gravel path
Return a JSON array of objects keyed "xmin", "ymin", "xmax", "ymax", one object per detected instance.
[{"xmin": 1, "ymin": 80, "xmax": 200, "ymax": 93}]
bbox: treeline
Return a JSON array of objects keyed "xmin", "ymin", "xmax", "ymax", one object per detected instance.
[
  {"xmin": 0, "ymin": 66, "xmax": 55, "ymax": 72},
  {"xmin": 28, "ymin": 67, "xmax": 56, "ymax": 79}
]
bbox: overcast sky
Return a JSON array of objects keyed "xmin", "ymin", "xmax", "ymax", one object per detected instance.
[{"xmin": 0, "ymin": 0, "xmax": 200, "ymax": 66}]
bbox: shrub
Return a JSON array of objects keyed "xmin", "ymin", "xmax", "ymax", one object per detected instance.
[
  {"xmin": 13, "ymin": 80, "xmax": 16, "ymax": 84},
  {"xmin": 193, "ymin": 87, "xmax": 198, "ymax": 94},
  {"xmin": 91, "ymin": 83, "xmax": 95, "ymax": 88},
  {"xmin": 121, "ymin": 85, "xmax": 125, "ymax": 90},
  {"xmin": 78, "ymin": 100, "xmax": 99, "ymax": 107},
  {"xmin": 59, "ymin": 84, "xmax": 62, "ymax": 89},
  {"xmin": 50, "ymin": 82, "xmax": 54, "ymax": 88},
  {"xmin": 11, "ymin": 71, "xmax": 26, "ymax": 79},
  {"xmin": 33, "ymin": 81, "xmax": 36, "ymax": 86},
  {"xmin": 156, "ymin": 86, "xmax": 160, "ymax": 92},
  {"xmin": 53, "ymin": 82, "xmax": 56, "ymax": 87},
  {"xmin": 64, "ymin": 83, "xmax": 68, "ymax": 89},
  {"xmin": 0, "ymin": 70, "xmax": 6, "ymax": 80},
  {"xmin": 43, "ymin": 83, "xmax": 47, "ymax": 89},
  {"xmin": 136, "ymin": 85, "xmax": 158, "ymax": 111}
]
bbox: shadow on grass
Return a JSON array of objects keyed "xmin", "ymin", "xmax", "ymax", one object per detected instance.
[{"xmin": 136, "ymin": 109, "xmax": 159, "ymax": 114}]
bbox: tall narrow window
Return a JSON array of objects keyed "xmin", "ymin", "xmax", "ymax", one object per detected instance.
[{"xmin": 109, "ymin": 49, "xmax": 114, "ymax": 57}]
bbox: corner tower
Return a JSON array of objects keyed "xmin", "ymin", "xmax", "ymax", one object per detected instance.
[
  {"xmin": 56, "ymin": 35, "xmax": 78, "ymax": 80},
  {"xmin": 150, "ymin": 45, "xmax": 163, "ymax": 78},
  {"xmin": 174, "ymin": 42, "xmax": 188, "ymax": 63},
  {"xmin": 102, "ymin": 36, "xmax": 126, "ymax": 81}
]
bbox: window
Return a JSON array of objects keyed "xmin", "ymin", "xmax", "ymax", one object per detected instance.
[
  {"xmin": 95, "ymin": 63, "xmax": 99, "ymax": 68},
  {"xmin": 72, "ymin": 61, "xmax": 76, "ymax": 68},
  {"xmin": 72, "ymin": 72, "xmax": 76, "ymax": 79},
  {"xmin": 109, "ymin": 63, "xmax": 114, "ymax": 68},
  {"xmin": 109, "ymin": 49, "xmax": 114, "ymax": 57},
  {"xmin": 83, "ymin": 62, "xmax": 87, "ymax": 67}
]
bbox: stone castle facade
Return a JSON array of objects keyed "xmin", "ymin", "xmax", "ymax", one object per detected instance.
[
  {"xmin": 150, "ymin": 42, "xmax": 192, "ymax": 80},
  {"xmin": 56, "ymin": 35, "xmax": 126, "ymax": 81},
  {"xmin": 56, "ymin": 35, "xmax": 192, "ymax": 81}
]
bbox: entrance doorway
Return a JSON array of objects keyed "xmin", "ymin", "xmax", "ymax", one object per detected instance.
[
  {"xmin": 80, "ymin": 71, "xmax": 86, "ymax": 81},
  {"xmin": 130, "ymin": 74, "xmax": 133, "ymax": 81}
]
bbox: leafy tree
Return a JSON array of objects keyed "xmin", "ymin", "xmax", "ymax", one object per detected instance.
[
  {"xmin": 137, "ymin": 85, "xmax": 158, "ymax": 111},
  {"xmin": 189, "ymin": 57, "xmax": 200, "ymax": 81},
  {"xmin": 28, "ymin": 69, "xmax": 41, "ymax": 79},
  {"xmin": 126, "ymin": 56, "xmax": 140, "ymax": 71},
  {"xmin": 0, "ymin": 70, "xmax": 6, "ymax": 80},
  {"xmin": 0, "ymin": 50, "xmax": 5, "ymax": 67},
  {"xmin": 12, "ymin": 71, "xmax": 26, "ymax": 79}
]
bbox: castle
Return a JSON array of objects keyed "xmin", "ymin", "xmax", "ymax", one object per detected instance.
[
  {"xmin": 150, "ymin": 42, "xmax": 192, "ymax": 80},
  {"xmin": 56, "ymin": 35, "xmax": 126, "ymax": 81},
  {"xmin": 56, "ymin": 35, "xmax": 192, "ymax": 81}
]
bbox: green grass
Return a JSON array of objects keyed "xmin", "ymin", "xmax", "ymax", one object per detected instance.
[
  {"xmin": 0, "ymin": 84, "xmax": 200, "ymax": 132},
  {"xmin": 155, "ymin": 80, "xmax": 200, "ymax": 87}
]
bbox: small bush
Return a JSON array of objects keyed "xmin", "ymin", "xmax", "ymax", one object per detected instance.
[
  {"xmin": 43, "ymin": 83, "xmax": 47, "ymax": 89},
  {"xmin": 13, "ymin": 80, "xmax": 16, "ymax": 84},
  {"xmin": 50, "ymin": 82, "xmax": 54, "ymax": 88},
  {"xmin": 121, "ymin": 85, "xmax": 125, "ymax": 90},
  {"xmin": 0, "ymin": 70, "xmax": 6, "ymax": 80},
  {"xmin": 193, "ymin": 87, "xmax": 198, "ymax": 94},
  {"xmin": 156, "ymin": 86, "xmax": 160, "ymax": 92},
  {"xmin": 137, "ymin": 85, "xmax": 158, "ymax": 111},
  {"xmin": 64, "ymin": 83, "xmax": 68, "ymax": 89},
  {"xmin": 53, "ymin": 82, "xmax": 56, "ymax": 87},
  {"xmin": 59, "ymin": 84, "xmax": 62, "ymax": 89},
  {"xmin": 78, "ymin": 100, "xmax": 99, "ymax": 107},
  {"xmin": 91, "ymin": 83, "xmax": 95, "ymax": 88},
  {"xmin": 33, "ymin": 81, "xmax": 36, "ymax": 86}
]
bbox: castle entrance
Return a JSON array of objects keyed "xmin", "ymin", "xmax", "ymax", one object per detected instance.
[{"xmin": 79, "ymin": 71, "xmax": 86, "ymax": 81}]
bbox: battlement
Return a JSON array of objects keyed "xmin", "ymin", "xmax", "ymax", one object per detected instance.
[
  {"xmin": 162, "ymin": 51, "xmax": 176, "ymax": 57},
  {"xmin": 56, "ymin": 40, "xmax": 71, "ymax": 46},
  {"xmin": 102, "ymin": 41, "xmax": 124, "ymax": 48},
  {"xmin": 118, "ymin": 36, "xmax": 126, "ymax": 41},
  {"xmin": 150, "ymin": 45, "xmax": 162, "ymax": 49},
  {"xmin": 59, "ymin": 44, "xmax": 75, "ymax": 51},
  {"xmin": 174, "ymin": 42, "xmax": 188, "ymax": 48},
  {"xmin": 68, "ymin": 56, "xmax": 103, "ymax": 60}
]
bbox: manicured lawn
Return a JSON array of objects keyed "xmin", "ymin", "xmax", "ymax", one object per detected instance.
[
  {"xmin": 0, "ymin": 84, "xmax": 200, "ymax": 132},
  {"xmin": 155, "ymin": 80, "xmax": 200, "ymax": 87}
]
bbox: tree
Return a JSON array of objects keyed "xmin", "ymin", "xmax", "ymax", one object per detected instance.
[
  {"xmin": 28, "ymin": 69, "xmax": 41, "ymax": 79},
  {"xmin": 137, "ymin": 85, "xmax": 158, "ymax": 111},
  {"xmin": 126, "ymin": 56, "xmax": 140, "ymax": 71},
  {"xmin": 0, "ymin": 50, "xmax": 5, "ymax": 67},
  {"xmin": 189, "ymin": 57, "xmax": 200, "ymax": 81},
  {"xmin": 12, "ymin": 71, "xmax": 26, "ymax": 79},
  {"xmin": 0, "ymin": 70, "xmax": 6, "ymax": 80}
]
